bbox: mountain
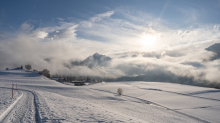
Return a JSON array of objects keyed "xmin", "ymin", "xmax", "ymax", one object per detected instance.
[
  {"xmin": 64, "ymin": 53, "xmax": 112, "ymax": 69},
  {"xmin": 205, "ymin": 43, "xmax": 220, "ymax": 60},
  {"xmin": 83, "ymin": 53, "xmax": 112, "ymax": 68}
]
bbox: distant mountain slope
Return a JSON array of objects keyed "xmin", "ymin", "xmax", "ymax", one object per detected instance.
[
  {"xmin": 64, "ymin": 53, "xmax": 112, "ymax": 69},
  {"xmin": 83, "ymin": 53, "xmax": 112, "ymax": 67},
  {"xmin": 205, "ymin": 43, "xmax": 220, "ymax": 60}
]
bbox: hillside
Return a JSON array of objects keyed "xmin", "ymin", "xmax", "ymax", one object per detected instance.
[{"xmin": 0, "ymin": 69, "xmax": 220, "ymax": 122}]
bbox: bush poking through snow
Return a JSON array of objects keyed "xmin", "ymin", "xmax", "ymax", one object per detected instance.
[
  {"xmin": 117, "ymin": 88, "xmax": 123, "ymax": 95},
  {"xmin": 39, "ymin": 69, "xmax": 50, "ymax": 78},
  {"xmin": 6, "ymin": 68, "xmax": 9, "ymax": 70},
  {"xmin": 25, "ymin": 64, "xmax": 32, "ymax": 70},
  {"xmin": 33, "ymin": 69, "xmax": 38, "ymax": 73}
]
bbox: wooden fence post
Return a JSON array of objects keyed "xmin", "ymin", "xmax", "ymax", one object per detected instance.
[{"xmin": 12, "ymin": 84, "xmax": 14, "ymax": 98}]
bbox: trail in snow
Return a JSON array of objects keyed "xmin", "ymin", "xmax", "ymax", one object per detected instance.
[
  {"xmin": 134, "ymin": 85, "xmax": 220, "ymax": 102},
  {"xmin": 0, "ymin": 89, "xmax": 36, "ymax": 123},
  {"xmin": 89, "ymin": 88, "xmax": 208, "ymax": 123},
  {"xmin": 0, "ymin": 91, "xmax": 23, "ymax": 122},
  {"xmin": 89, "ymin": 82, "xmax": 220, "ymax": 122},
  {"xmin": 0, "ymin": 88, "xmax": 21, "ymax": 115}
]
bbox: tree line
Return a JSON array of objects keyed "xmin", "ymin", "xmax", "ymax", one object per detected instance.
[{"xmin": 51, "ymin": 74, "xmax": 102, "ymax": 83}]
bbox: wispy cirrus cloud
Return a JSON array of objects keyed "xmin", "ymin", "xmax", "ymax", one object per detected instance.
[
  {"xmin": 90, "ymin": 11, "xmax": 114, "ymax": 22},
  {"xmin": 57, "ymin": 18, "xmax": 64, "ymax": 21}
]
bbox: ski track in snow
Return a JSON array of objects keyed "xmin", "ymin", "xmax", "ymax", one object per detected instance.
[
  {"xmin": 0, "ymin": 88, "xmax": 36, "ymax": 123},
  {"xmin": 89, "ymin": 88, "xmax": 208, "ymax": 123},
  {"xmin": 0, "ymin": 91, "xmax": 23, "ymax": 122},
  {"xmin": 0, "ymin": 70, "xmax": 220, "ymax": 122},
  {"xmin": 134, "ymin": 85, "xmax": 220, "ymax": 102},
  {"xmin": 0, "ymin": 88, "xmax": 21, "ymax": 117}
]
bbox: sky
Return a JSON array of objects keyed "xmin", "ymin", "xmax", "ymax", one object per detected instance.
[{"xmin": 1, "ymin": 0, "xmax": 220, "ymax": 86}]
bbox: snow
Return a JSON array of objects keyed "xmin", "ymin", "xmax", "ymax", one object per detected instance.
[
  {"xmin": 0, "ymin": 89, "xmax": 22, "ymax": 122},
  {"xmin": 0, "ymin": 69, "xmax": 220, "ymax": 122}
]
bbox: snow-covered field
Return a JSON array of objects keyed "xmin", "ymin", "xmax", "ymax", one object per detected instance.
[{"xmin": 0, "ymin": 70, "xmax": 220, "ymax": 122}]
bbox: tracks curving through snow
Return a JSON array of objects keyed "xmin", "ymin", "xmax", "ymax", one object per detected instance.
[
  {"xmin": 0, "ymin": 88, "xmax": 40, "ymax": 123},
  {"xmin": 0, "ymin": 92, "xmax": 23, "ymax": 122},
  {"xmin": 90, "ymin": 88, "xmax": 209, "ymax": 123},
  {"xmin": 135, "ymin": 85, "xmax": 220, "ymax": 102}
]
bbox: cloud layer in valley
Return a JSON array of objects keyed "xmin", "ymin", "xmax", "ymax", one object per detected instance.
[{"xmin": 1, "ymin": 9, "xmax": 220, "ymax": 88}]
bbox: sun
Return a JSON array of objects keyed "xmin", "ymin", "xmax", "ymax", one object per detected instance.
[{"xmin": 140, "ymin": 34, "xmax": 157, "ymax": 47}]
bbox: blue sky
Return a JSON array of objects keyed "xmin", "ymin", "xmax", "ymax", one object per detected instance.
[
  {"xmin": 1, "ymin": 0, "xmax": 220, "ymax": 55},
  {"xmin": 1, "ymin": 0, "xmax": 220, "ymax": 82},
  {"xmin": 1, "ymin": 0, "xmax": 220, "ymax": 32}
]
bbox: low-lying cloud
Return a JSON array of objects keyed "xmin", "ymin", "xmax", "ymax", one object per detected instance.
[{"xmin": 0, "ymin": 10, "xmax": 220, "ymax": 88}]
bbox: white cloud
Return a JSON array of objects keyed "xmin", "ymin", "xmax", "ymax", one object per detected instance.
[
  {"xmin": 177, "ymin": 30, "xmax": 182, "ymax": 35},
  {"xmin": 90, "ymin": 11, "xmax": 114, "ymax": 22},
  {"xmin": 21, "ymin": 22, "xmax": 34, "ymax": 32},
  {"xmin": 37, "ymin": 31, "xmax": 48, "ymax": 39},
  {"xmin": 57, "ymin": 18, "xmax": 64, "ymax": 21},
  {"xmin": 214, "ymin": 25, "xmax": 220, "ymax": 29}
]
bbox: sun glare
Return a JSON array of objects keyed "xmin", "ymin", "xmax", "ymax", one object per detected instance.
[{"xmin": 140, "ymin": 34, "xmax": 157, "ymax": 47}]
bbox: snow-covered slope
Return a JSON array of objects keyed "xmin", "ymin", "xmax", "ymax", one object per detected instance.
[{"xmin": 0, "ymin": 70, "xmax": 220, "ymax": 122}]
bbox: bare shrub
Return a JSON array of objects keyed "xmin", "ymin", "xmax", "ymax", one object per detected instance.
[
  {"xmin": 33, "ymin": 69, "xmax": 38, "ymax": 73},
  {"xmin": 117, "ymin": 88, "xmax": 123, "ymax": 95},
  {"xmin": 39, "ymin": 69, "xmax": 50, "ymax": 78},
  {"xmin": 6, "ymin": 68, "xmax": 9, "ymax": 70},
  {"xmin": 25, "ymin": 64, "xmax": 32, "ymax": 70}
]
